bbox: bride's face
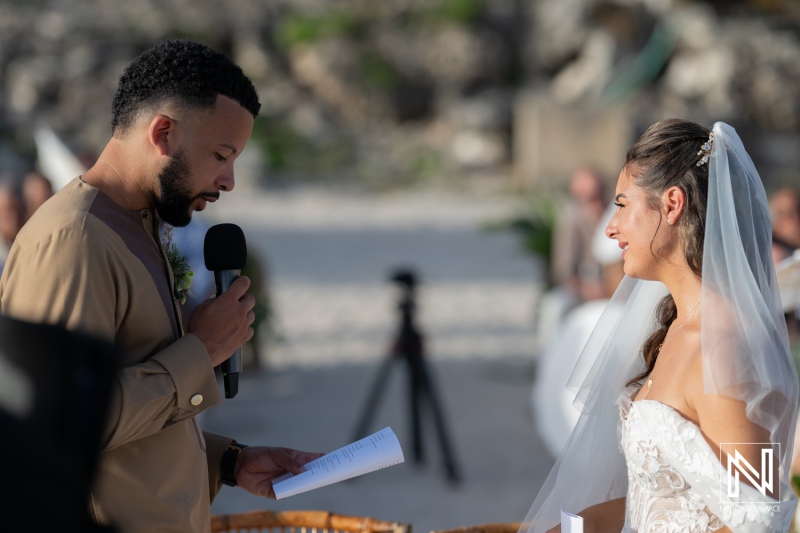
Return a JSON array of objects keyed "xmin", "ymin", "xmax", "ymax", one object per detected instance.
[{"xmin": 606, "ymin": 166, "xmax": 670, "ymax": 280}]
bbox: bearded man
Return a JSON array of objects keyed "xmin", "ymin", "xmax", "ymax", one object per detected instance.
[{"xmin": 0, "ymin": 40, "xmax": 318, "ymax": 532}]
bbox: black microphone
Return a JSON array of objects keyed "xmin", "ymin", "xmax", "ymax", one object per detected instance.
[{"xmin": 204, "ymin": 223, "xmax": 248, "ymax": 399}]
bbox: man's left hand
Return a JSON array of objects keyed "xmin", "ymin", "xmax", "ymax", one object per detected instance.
[{"xmin": 234, "ymin": 446, "xmax": 323, "ymax": 498}]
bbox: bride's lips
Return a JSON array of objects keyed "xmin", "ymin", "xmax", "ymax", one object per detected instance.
[{"xmin": 619, "ymin": 242, "xmax": 629, "ymax": 256}]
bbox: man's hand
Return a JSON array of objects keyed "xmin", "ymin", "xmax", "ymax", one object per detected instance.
[
  {"xmin": 234, "ymin": 446, "xmax": 324, "ymax": 498},
  {"xmin": 187, "ymin": 276, "xmax": 256, "ymax": 367}
]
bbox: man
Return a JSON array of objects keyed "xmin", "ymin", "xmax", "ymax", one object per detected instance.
[{"xmin": 0, "ymin": 40, "xmax": 318, "ymax": 532}]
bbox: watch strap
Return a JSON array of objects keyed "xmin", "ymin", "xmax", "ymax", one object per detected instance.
[{"xmin": 220, "ymin": 442, "xmax": 247, "ymax": 487}]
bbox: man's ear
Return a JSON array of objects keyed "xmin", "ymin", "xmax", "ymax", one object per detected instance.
[
  {"xmin": 663, "ymin": 185, "xmax": 687, "ymax": 225},
  {"xmin": 148, "ymin": 114, "xmax": 177, "ymax": 156}
]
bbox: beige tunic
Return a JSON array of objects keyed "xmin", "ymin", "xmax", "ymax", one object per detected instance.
[{"xmin": 0, "ymin": 178, "xmax": 231, "ymax": 532}]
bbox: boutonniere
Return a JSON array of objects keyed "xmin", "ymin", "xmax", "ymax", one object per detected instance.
[{"xmin": 161, "ymin": 225, "xmax": 194, "ymax": 305}]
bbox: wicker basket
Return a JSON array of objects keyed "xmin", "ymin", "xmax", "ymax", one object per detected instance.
[
  {"xmin": 429, "ymin": 523, "xmax": 522, "ymax": 533},
  {"xmin": 210, "ymin": 510, "xmax": 411, "ymax": 533}
]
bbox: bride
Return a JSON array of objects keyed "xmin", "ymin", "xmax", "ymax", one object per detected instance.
[{"xmin": 524, "ymin": 119, "xmax": 799, "ymax": 533}]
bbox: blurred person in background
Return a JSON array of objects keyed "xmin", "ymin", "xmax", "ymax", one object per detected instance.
[
  {"xmin": 22, "ymin": 171, "xmax": 54, "ymax": 221},
  {"xmin": 551, "ymin": 167, "xmax": 609, "ymax": 303},
  {"xmin": 771, "ymin": 188, "xmax": 800, "ymax": 355},
  {"xmin": 532, "ymin": 201, "xmax": 624, "ymax": 458},
  {"xmin": 770, "ymin": 187, "xmax": 800, "ymax": 251},
  {"xmin": 0, "ymin": 180, "xmax": 24, "ymax": 275},
  {"xmin": 0, "ymin": 39, "xmax": 319, "ymax": 532},
  {"xmin": 535, "ymin": 168, "xmax": 609, "ymax": 351}
]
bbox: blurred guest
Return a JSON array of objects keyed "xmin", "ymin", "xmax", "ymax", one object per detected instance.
[
  {"xmin": 551, "ymin": 167, "xmax": 609, "ymax": 302},
  {"xmin": 770, "ymin": 186, "xmax": 800, "ymax": 249},
  {"xmin": 0, "ymin": 182, "xmax": 24, "ymax": 275},
  {"xmin": 532, "ymin": 202, "xmax": 623, "ymax": 458},
  {"xmin": 774, "ymin": 235, "xmax": 795, "ymax": 267},
  {"xmin": 535, "ymin": 168, "xmax": 608, "ymax": 352},
  {"xmin": 22, "ymin": 171, "xmax": 54, "ymax": 221}
]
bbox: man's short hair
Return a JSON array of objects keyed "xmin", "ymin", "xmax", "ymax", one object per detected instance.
[{"xmin": 111, "ymin": 39, "xmax": 260, "ymax": 135}]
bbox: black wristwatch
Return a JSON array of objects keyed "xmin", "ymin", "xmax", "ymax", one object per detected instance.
[{"xmin": 220, "ymin": 442, "xmax": 247, "ymax": 487}]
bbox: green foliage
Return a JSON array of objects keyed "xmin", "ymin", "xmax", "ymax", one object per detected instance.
[
  {"xmin": 250, "ymin": 116, "xmax": 303, "ymax": 171},
  {"xmin": 361, "ymin": 51, "xmax": 402, "ymax": 90},
  {"xmin": 432, "ymin": 0, "xmax": 484, "ymax": 24},
  {"xmin": 161, "ymin": 226, "xmax": 194, "ymax": 305},
  {"xmin": 275, "ymin": 0, "xmax": 484, "ymax": 50},
  {"xmin": 242, "ymin": 252, "xmax": 274, "ymax": 341},
  {"xmin": 484, "ymin": 194, "xmax": 558, "ymax": 282},
  {"xmin": 276, "ymin": 10, "xmax": 363, "ymax": 48},
  {"xmin": 250, "ymin": 115, "xmax": 355, "ymax": 176},
  {"xmin": 415, "ymin": 0, "xmax": 485, "ymax": 25},
  {"xmin": 409, "ymin": 149, "xmax": 442, "ymax": 181},
  {"xmin": 354, "ymin": 140, "xmax": 446, "ymax": 190}
]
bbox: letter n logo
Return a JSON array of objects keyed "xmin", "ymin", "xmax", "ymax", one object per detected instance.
[{"xmin": 721, "ymin": 442, "xmax": 779, "ymax": 501}]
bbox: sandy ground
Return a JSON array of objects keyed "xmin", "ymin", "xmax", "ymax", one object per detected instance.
[{"xmin": 195, "ymin": 185, "xmax": 556, "ymax": 533}]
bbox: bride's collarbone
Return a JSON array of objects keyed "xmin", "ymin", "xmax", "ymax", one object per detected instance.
[{"xmin": 635, "ymin": 345, "xmax": 703, "ymax": 425}]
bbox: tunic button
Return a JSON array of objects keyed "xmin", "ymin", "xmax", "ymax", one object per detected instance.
[{"xmin": 190, "ymin": 394, "xmax": 204, "ymax": 406}]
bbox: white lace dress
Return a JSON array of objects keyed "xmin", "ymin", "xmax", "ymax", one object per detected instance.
[{"xmin": 617, "ymin": 386, "xmax": 796, "ymax": 532}]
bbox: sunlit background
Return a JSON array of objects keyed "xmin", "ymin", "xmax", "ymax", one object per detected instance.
[{"xmin": 2, "ymin": 0, "xmax": 800, "ymax": 532}]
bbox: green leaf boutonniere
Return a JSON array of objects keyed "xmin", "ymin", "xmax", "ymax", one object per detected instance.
[{"xmin": 161, "ymin": 225, "xmax": 194, "ymax": 305}]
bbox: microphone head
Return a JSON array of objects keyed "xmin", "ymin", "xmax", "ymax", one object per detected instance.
[{"xmin": 204, "ymin": 223, "xmax": 247, "ymax": 271}]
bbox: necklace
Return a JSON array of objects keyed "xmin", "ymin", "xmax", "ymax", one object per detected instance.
[{"xmin": 647, "ymin": 297, "xmax": 702, "ymax": 391}]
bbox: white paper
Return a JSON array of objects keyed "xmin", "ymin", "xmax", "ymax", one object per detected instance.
[
  {"xmin": 272, "ymin": 427, "xmax": 404, "ymax": 500},
  {"xmin": 560, "ymin": 509, "xmax": 583, "ymax": 533}
]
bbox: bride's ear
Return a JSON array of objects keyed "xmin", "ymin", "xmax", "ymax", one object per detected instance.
[{"xmin": 662, "ymin": 186, "xmax": 686, "ymax": 226}]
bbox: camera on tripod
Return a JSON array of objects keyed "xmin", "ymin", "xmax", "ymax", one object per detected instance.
[
  {"xmin": 390, "ymin": 268, "xmax": 417, "ymax": 288},
  {"xmin": 352, "ymin": 266, "xmax": 461, "ymax": 484},
  {"xmin": 389, "ymin": 268, "xmax": 417, "ymax": 322}
]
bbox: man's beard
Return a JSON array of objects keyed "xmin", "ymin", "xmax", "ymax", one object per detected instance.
[{"xmin": 155, "ymin": 148, "xmax": 195, "ymax": 227}]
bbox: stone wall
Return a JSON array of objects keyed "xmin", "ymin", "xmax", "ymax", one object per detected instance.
[{"xmin": 1, "ymin": 0, "xmax": 799, "ymax": 190}]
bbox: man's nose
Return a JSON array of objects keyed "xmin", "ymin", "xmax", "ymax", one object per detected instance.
[{"xmin": 217, "ymin": 169, "xmax": 235, "ymax": 192}]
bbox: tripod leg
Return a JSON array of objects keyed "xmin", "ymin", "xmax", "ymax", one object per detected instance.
[
  {"xmin": 352, "ymin": 356, "xmax": 395, "ymax": 442},
  {"xmin": 408, "ymin": 355, "xmax": 424, "ymax": 464},
  {"xmin": 417, "ymin": 358, "xmax": 461, "ymax": 484}
]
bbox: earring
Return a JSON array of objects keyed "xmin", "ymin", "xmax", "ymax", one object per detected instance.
[{"xmin": 667, "ymin": 218, "xmax": 673, "ymax": 225}]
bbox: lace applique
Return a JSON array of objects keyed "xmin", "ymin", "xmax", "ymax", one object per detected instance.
[
  {"xmin": 619, "ymin": 394, "xmax": 724, "ymax": 532},
  {"xmin": 617, "ymin": 387, "xmax": 792, "ymax": 532}
]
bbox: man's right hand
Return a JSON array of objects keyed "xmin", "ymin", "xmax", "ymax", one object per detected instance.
[{"xmin": 187, "ymin": 275, "xmax": 256, "ymax": 367}]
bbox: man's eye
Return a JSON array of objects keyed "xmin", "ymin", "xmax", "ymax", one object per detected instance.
[{"xmin": 215, "ymin": 153, "xmax": 227, "ymax": 162}]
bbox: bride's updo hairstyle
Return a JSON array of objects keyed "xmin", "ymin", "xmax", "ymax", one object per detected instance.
[{"xmin": 624, "ymin": 119, "xmax": 712, "ymax": 386}]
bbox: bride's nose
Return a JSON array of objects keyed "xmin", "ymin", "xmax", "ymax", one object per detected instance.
[{"xmin": 606, "ymin": 216, "xmax": 618, "ymax": 240}]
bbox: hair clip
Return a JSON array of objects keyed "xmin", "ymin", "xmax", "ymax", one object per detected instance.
[{"xmin": 696, "ymin": 131, "xmax": 714, "ymax": 167}]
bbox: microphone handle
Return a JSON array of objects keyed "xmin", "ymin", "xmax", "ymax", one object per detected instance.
[{"xmin": 215, "ymin": 269, "xmax": 241, "ymax": 398}]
